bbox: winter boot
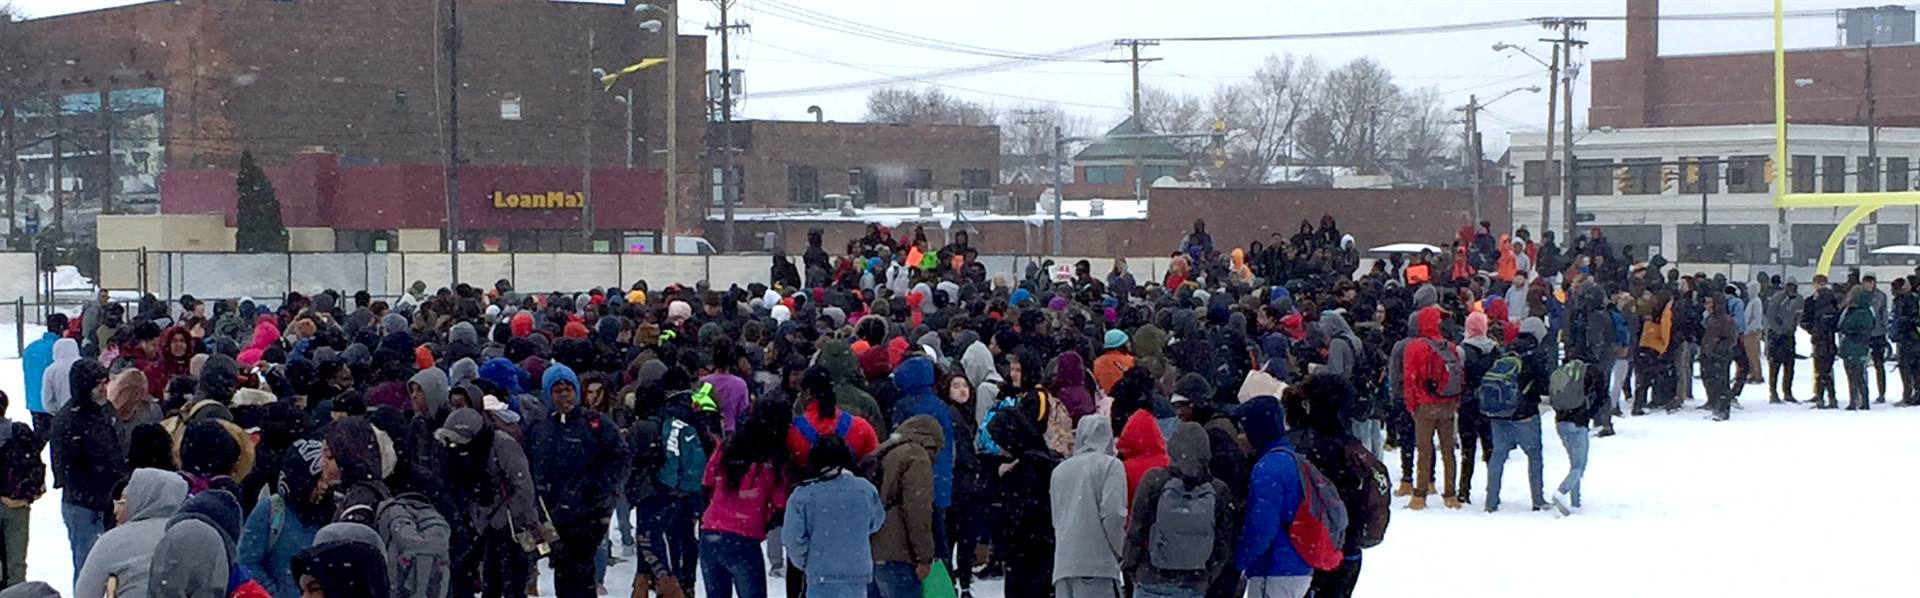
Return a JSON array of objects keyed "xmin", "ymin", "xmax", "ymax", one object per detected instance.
[
  {"xmin": 1408, "ymin": 496, "xmax": 1427, "ymax": 510},
  {"xmin": 656, "ymin": 576, "xmax": 688, "ymax": 598},
  {"xmin": 633, "ymin": 576, "xmax": 651, "ymax": 598},
  {"xmin": 1394, "ymin": 481, "xmax": 1414, "ymax": 497},
  {"xmin": 1442, "ymin": 496, "xmax": 1462, "ymax": 509},
  {"xmin": 1596, "ymin": 425, "xmax": 1615, "ymax": 438}
]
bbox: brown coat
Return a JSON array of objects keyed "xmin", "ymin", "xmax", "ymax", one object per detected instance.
[{"xmin": 869, "ymin": 415, "xmax": 943, "ymax": 565}]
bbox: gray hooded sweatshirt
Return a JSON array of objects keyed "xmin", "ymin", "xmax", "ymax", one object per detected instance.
[
  {"xmin": 960, "ymin": 341, "xmax": 1004, "ymax": 424},
  {"xmin": 1049, "ymin": 415, "xmax": 1128, "ymax": 583},
  {"xmin": 74, "ymin": 468, "xmax": 189, "ymax": 598},
  {"xmin": 1320, "ymin": 310, "xmax": 1363, "ymax": 379},
  {"xmin": 40, "ymin": 338, "xmax": 80, "ymax": 415}
]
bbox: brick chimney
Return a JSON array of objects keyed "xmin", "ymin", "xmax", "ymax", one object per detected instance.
[{"xmin": 1623, "ymin": 0, "xmax": 1660, "ymax": 127}]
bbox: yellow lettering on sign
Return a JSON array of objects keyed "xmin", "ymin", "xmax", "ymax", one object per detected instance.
[{"xmin": 488, "ymin": 190, "xmax": 586, "ymax": 210}]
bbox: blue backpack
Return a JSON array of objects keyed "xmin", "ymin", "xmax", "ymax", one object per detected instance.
[
  {"xmin": 794, "ymin": 412, "xmax": 854, "ymax": 448},
  {"xmin": 976, "ymin": 397, "xmax": 1019, "ymax": 456},
  {"xmin": 1476, "ymin": 353, "xmax": 1523, "ymax": 418}
]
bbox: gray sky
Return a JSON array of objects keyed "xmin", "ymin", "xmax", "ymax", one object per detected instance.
[{"xmin": 9, "ymin": 0, "xmax": 1898, "ymax": 150}]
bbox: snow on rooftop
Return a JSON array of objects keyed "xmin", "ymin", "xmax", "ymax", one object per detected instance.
[{"xmin": 712, "ymin": 199, "xmax": 1150, "ymax": 227}]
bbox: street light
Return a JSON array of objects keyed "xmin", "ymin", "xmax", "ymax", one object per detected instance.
[
  {"xmin": 1493, "ymin": 42, "xmax": 1552, "ymax": 68},
  {"xmin": 614, "ymin": 92, "xmax": 636, "ymax": 168},
  {"xmin": 635, "ymin": 3, "xmax": 679, "ymax": 253}
]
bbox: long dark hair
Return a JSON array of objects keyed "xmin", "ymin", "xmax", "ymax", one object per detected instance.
[
  {"xmin": 802, "ymin": 435, "xmax": 855, "ymax": 483},
  {"xmin": 802, "ymin": 366, "xmax": 836, "ymax": 418},
  {"xmin": 721, "ymin": 398, "xmax": 792, "ymax": 491}
]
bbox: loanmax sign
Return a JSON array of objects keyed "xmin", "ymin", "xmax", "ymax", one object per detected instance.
[{"xmin": 492, "ymin": 190, "xmax": 585, "ymax": 209}]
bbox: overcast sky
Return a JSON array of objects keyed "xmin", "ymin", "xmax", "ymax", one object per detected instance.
[{"xmin": 9, "ymin": 0, "xmax": 1900, "ymax": 151}]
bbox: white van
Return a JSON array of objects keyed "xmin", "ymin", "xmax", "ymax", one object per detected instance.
[{"xmin": 626, "ymin": 235, "xmax": 717, "ymax": 255}]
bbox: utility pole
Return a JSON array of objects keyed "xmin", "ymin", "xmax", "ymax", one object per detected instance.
[
  {"xmin": 99, "ymin": 90, "xmax": 114, "ymax": 214},
  {"xmin": 1541, "ymin": 18, "xmax": 1587, "ymax": 236},
  {"xmin": 581, "ymin": 26, "xmax": 597, "ymax": 250},
  {"xmin": 50, "ymin": 126, "xmax": 61, "ymax": 240},
  {"xmin": 1106, "ymin": 39, "xmax": 1161, "ymax": 202},
  {"xmin": 665, "ymin": 1, "xmax": 679, "ymax": 254},
  {"xmin": 1542, "ymin": 43, "xmax": 1559, "ymax": 237},
  {"xmin": 1866, "ymin": 39, "xmax": 1878, "ymax": 189},
  {"xmin": 1461, "ymin": 94, "xmax": 1484, "ymax": 222},
  {"xmin": 624, "ymin": 88, "xmax": 635, "ymax": 169},
  {"xmin": 1051, "ymin": 125, "xmax": 1065, "ymax": 254},
  {"xmin": 445, "ymin": 0, "xmax": 462, "ymax": 284},
  {"xmin": 708, "ymin": 0, "xmax": 749, "ymax": 252}
]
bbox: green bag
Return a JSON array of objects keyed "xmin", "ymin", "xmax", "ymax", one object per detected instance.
[{"xmin": 920, "ymin": 560, "xmax": 957, "ymax": 598}]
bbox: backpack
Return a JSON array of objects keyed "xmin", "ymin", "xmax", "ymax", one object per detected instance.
[
  {"xmin": 1550, "ymin": 360, "xmax": 1589, "ymax": 412},
  {"xmin": 1279, "ymin": 448, "xmax": 1348, "ymax": 571},
  {"xmin": 1423, "ymin": 339, "xmax": 1465, "ymax": 398},
  {"xmin": 657, "ymin": 416, "xmax": 707, "ymax": 495},
  {"xmin": 1342, "ymin": 441, "xmax": 1392, "ymax": 550},
  {"xmin": 0, "ymin": 422, "xmax": 45, "ymax": 502},
  {"xmin": 1475, "ymin": 353, "xmax": 1523, "ymax": 418},
  {"xmin": 976, "ymin": 397, "xmax": 1018, "ymax": 457},
  {"xmin": 793, "ymin": 412, "xmax": 854, "ymax": 449},
  {"xmin": 1148, "ymin": 477, "xmax": 1217, "ymax": 571},
  {"xmin": 375, "ymin": 493, "xmax": 452, "ymax": 598}
]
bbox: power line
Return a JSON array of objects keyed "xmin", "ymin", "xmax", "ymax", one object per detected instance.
[
  {"xmin": 745, "ymin": 38, "xmax": 1113, "ymax": 101},
  {"xmin": 746, "ymin": 38, "xmax": 1127, "ymax": 111},
  {"xmin": 749, "ymin": 0, "xmax": 1105, "ymax": 63}
]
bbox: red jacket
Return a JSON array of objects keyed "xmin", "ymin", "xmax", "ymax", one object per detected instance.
[
  {"xmin": 786, "ymin": 403, "xmax": 881, "ymax": 468},
  {"xmin": 1402, "ymin": 306, "xmax": 1460, "ymax": 412},
  {"xmin": 1117, "ymin": 410, "xmax": 1169, "ymax": 504}
]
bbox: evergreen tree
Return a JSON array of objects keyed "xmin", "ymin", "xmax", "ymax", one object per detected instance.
[{"xmin": 233, "ymin": 150, "xmax": 288, "ymax": 253}]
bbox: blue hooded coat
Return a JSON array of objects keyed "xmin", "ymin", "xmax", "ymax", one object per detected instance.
[
  {"xmin": 889, "ymin": 357, "xmax": 955, "ymax": 508},
  {"xmin": 1234, "ymin": 396, "xmax": 1310, "ymax": 578},
  {"xmin": 528, "ymin": 363, "xmax": 631, "ymax": 526}
]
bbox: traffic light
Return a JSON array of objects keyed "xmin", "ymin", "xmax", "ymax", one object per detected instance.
[
  {"xmin": 1615, "ymin": 166, "xmax": 1631, "ymax": 194},
  {"xmin": 1686, "ymin": 161, "xmax": 1701, "ymax": 185},
  {"xmin": 1662, "ymin": 165, "xmax": 1679, "ymax": 192},
  {"xmin": 1763, "ymin": 158, "xmax": 1777, "ymax": 185},
  {"xmin": 1211, "ymin": 119, "xmax": 1228, "ymax": 170}
]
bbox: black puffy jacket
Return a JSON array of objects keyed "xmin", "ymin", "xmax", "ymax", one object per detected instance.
[{"xmin": 50, "ymin": 360, "xmax": 123, "ymax": 512}]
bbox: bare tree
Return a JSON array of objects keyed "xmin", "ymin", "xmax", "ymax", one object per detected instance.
[
  {"xmin": 1207, "ymin": 54, "xmax": 1320, "ymax": 184},
  {"xmin": 864, "ymin": 87, "xmax": 994, "ymax": 126}
]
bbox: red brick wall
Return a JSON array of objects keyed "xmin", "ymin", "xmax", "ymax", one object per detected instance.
[
  {"xmin": 1592, "ymin": 41, "xmax": 1920, "ymax": 129},
  {"xmin": 731, "ymin": 121, "xmax": 1000, "ymax": 209}
]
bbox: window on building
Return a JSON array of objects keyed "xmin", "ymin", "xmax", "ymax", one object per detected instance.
[
  {"xmin": 709, "ymin": 165, "xmax": 743, "ymax": 206},
  {"xmin": 1860, "ymin": 157, "xmax": 1881, "ymax": 192},
  {"xmin": 906, "ymin": 169, "xmax": 934, "ymax": 190},
  {"xmin": 500, "ymin": 94, "xmax": 523, "ymax": 121},
  {"xmin": 1791, "ymin": 155, "xmax": 1817, "ymax": 193},
  {"xmin": 1573, "ymin": 159, "xmax": 1613, "ymax": 196},
  {"xmin": 1523, "ymin": 160, "xmax": 1562, "ymax": 197},
  {"xmin": 1143, "ymin": 165, "xmax": 1181, "ymax": 182},
  {"xmin": 1823, "ymin": 156, "xmax": 1847, "ymax": 193},
  {"xmin": 1622, "ymin": 158, "xmax": 1661, "ymax": 195},
  {"xmin": 1085, "ymin": 165, "xmax": 1125, "ymax": 185},
  {"xmin": 787, "ymin": 165, "xmax": 819, "ymax": 206},
  {"xmin": 1869, "ymin": 224, "xmax": 1913, "ymax": 265},
  {"xmin": 1891, "ymin": 157, "xmax": 1911, "ymax": 192},
  {"xmin": 960, "ymin": 168, "xmax": 992, "ymax": 189},
  {"xmin": 334, "ymin": 230, "xmax": 395, "ymax": 253},
  {"xmin": 1727, "ymin": 155, "xmax": 1770, "ymax": 193},
  {"xmin": 1679, "ymin": 224, "xmax": 1771, "ymax": 263},
  {"xmin": 1680, "ymin": 157, "xmax": 1720, "ymax": 195}
]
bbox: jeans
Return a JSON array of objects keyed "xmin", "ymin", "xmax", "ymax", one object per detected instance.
[
  {"xmin": 61, "ymin": 503, "xmax": 107, "ymax": 584},
  {"xmin": 630, "ymin": 495, "xmax": 676, "ymax": 582},
  {"xmin": 699, "ymin": 531, "xmax": 767, "ymax": 598},
  {"xmin": 871, "ymin": 561, "xmax": 923, "ymax": 598},
  {"xmin": 1485, "ymin": 417, "xmax": 1545, "ymax": 511},
  {"xmin": 1243, "ymin": 575, "xmax": 1311, "ymax": 598},
  {"xmin": 614, "ymin": 493, "xmax": 634, "ymax": 547},
  {"xmin": 1673, "ymin": 342, "xmax": 1697, "ymax": 400},
  {"xmin": 1135, "ymin": 583, "xmax": 1206, "ymax": 598},
  {"xmin": 1555, "ymin": 422, "xmax": 1589, "ymax": 508},
  {"xmin": 1412, "ymin": 402, "xmax": 1458, "ymax": 498},
  {"xmin": 1844, "ymin": 356, "xmax": 1871, "ymax": 408},
  {"xmin": 1593, "ymin": 354, "xmax": 1618, "ymax": 431},
  {"xmin": 1349, "ymin": 419, "xmax": 1383, "ymax": 461},
  {"xmin": 809, "ymin": 581, "xmax": 866, "ymax": 598},
  {"xmin": 764, "ymin": 526, "xmax": 784, "ymax": 571},
  {"xmin": 0, "ymin": 505, "xmax": 27, "ymax": 589},
  {"xmin": 1054, "ymin": 577, "xmax": 1121, "ymax": 597}
]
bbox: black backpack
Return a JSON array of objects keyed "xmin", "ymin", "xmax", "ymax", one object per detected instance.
[
  {"xmin": 0, "ymin": 423, "xmax": 43, "ymax": 502},
  {"xmin": 1343, "ymin": 440, "xmax": 1392, "ymax": 550},
  {"xmin": 626, "ymin": 416, "xmax": 668, "ymax": 503}
]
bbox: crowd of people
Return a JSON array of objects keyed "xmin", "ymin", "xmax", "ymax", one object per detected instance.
[{"xmin": 0, "ymin": 215, "xmax": 1907, "ymax": 598}]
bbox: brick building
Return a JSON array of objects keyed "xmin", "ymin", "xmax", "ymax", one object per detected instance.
[
  {"xmin": 713, "ymin": 119, "xmax": 999, "ymax": 211},
  {"xmin": 7, "ymin": 0, "xmax": 708, "ymax": 244}
]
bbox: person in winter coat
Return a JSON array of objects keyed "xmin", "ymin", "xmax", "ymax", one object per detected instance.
[
  {"xmin": 1292, "ymin": 375, "xmax": 1369, "ymax": 598},
  {"xmin": 1400, "ymin": 306, "xmax": 1460, "ymax": 510},
  {"xmin": 320, "ymin": 416, "xmax": 389, "ymax": 526},
  {"xmin": 1838, "ymin": 289, "xmax": 1877, "ymax": 412},
  {"xmin": 889, "ymin": 357, "xmax": 955, "ymax": 521},
  {"xmin": 38, "ymin": 338, "xmax": 81, "ymax": 423},
  {"xmin": 870, "ymin": 415, "xmax": 944, "ymax": 598},
  {"xmin": 1048, "ymin": 416, "xmax": 1128, "ymax": 598},
  {"xmin": 1484, "ymin": 319, "xmax": 1549, "ymax": 513},
  {"xmin": 1235, "ymin": 396, "xmax": 1312, "ymax": 598},
  {"xmin": 810, "ymin": 340, "xmax": 886, "ymax": 436},
  {"xmin": 148, "ymin": 489, "xmax": 270, "ymax": 598},
  {"xmin": 1049, "ymin": 352, "xmax": 1098, "ymax": 422},
  {"xmin": 989, "ymin": 396, "xmax": 1061, "ymax": 598},
  {"xmin": 73, "ymin": 468, "xmax": 187, "ymax": 598},
  {"xmin": 1765, "ymin": 281, "xmax": 1803, "ymax": 403},
  {"xmin": 1116, "ymin": 409, "xmax": 1168, "ymax": 503},
  {"xmin": 21, "ymin": 314, "xmax": 68, "ymax": 435},
  {"xmin": 238, "ymin": 439, "xmax": 330, "ymax": 598},
  {"xmin": 51, "ymin": 358, "xmax": 121, "ymax": 581},
  {"xmin": 292, "ymin": 539, "xmax": 391, "ymax": 598},
  {"xmin": 1123, "ymin": 421, "xmax": 1235, "ymax": 598},
  {"xmin": 1895, "ymin": 278, "xmax": 1920, "ymax": 406},
  {"xmin": 1092, "ymin": 330, "xmax": 1136, "ymax": 396},
  {"xmin": 437, "ymin": 407, "xmax": 541, "ymax": 598},
  {"xmin": 527, "ymin": 363, "xmax": 631, "ymax": 598},
  {"xmin": 784, "ymin": 436, "xmax": 885, "ymax": 598},
  {"xmin": 787, "ymin": 366, "xmax": 880, "ymax": 466},
  {"xmin": 700, "ymin": 399, "xmax": 792, "ymax": 598},
  {"xmin": 1803, "ymin": 276, "xmax": 1842, "ymax": 409}
]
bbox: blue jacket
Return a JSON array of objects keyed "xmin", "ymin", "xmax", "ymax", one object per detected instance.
[
  {"xmin": 783, "ymin": 470, "xmax": 885, "ymax": 587},
  {"xmin": 21, "ymin": 331, "xmax": 58, "ymax": 413},
  {"xmin": 890, "ymin": 357, "xmax": 955, "ymax": 508},
  {"xmin": 529, "ymin": 363, "xmax": 631, "ymax": 526},
  {"xmin": 1234, "ymin": 396, "xmax": 1311, "ymax": 578},
  {"xmin": 238, "ymin": 494, "xmax": 321, "ymax": 598}
]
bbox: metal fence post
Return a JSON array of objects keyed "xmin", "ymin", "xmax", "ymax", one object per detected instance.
[
  {"xmin": 15, "ymin": 298, "xmax": 24, "ymax": 357},
  {"xmin": 137, "ymin": 247, "xmax": 149, "ymax": 295},
  {"xmin": 286, "ymin": 252, "xmax": 295, "ymax": 296}
]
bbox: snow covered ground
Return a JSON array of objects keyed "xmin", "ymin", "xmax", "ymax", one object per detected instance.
[{"xmin": 2, "ymin": 329, "xmax": 1916, "ymax": 597}]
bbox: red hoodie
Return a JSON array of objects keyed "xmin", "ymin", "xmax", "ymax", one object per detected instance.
[
  {"xmin": 1117, "ymin": 410, "xmax": 1169, "ymax": 504},
  {"xmin": 1402, "ymin": 306, "xmax": 1460, "ymax": 412}
]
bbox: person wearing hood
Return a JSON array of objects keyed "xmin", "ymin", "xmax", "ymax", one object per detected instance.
[
  {"xmin": 868, "ymin": 414, "xmax": 944, "ymax": 598},
  {"xmin": 73, "ymin": 468, "xmax": 188, "ymax": 598},
  {"xmin": 293, "ymin": 539, "xmax": 391, "ymax": 598},
  {"xmin": 1839, "ymin": 289, "xmax": 1877, "ymax": 412},
  {"xmin": 1453, "ymin": 312, "xmax": 1497, "ymax": 506},
  {"xmin": 148, "ymin": 489, "xmax": 268, "ymax": 598},
  {"xmin": 1235, "ymin": 395, "xmax": 1312, "ymax": 597},
  {"xmin": 39, "ymin": 338, "xmax": 81, "ymax": 422},
  {"xmin": 959, "ymin": 339, "xmax": 1004, "ymax": 425},
  {"xmin": 1050, "ymin": 352, "xmax": 1098, "ymax": 422},
  {"xmin": 320, "ymin": 416, "xmax": 390, "ymax": 525},
  {"xmin": 1124, "ymin": 422, "xmax": 1236, "ymax": 598},
  {"xmin": 527, "ymin": 362, "xmax": 630, "ymax": 598},
  {"xmin": 107, "ymin": 369, "xmax": 161, "ymax": 450},
  {"xmin": 1319, "ymin": 310, "xmax": 1363, "ymax": 381},
  {"xmin": 1482, "ymin": 316, "xmax": 1548, "ymax": 513},
  {"xmin": 988, "ymin": 393, "xmax": 1061, "ymax": 598},
  {"xmin": 1116, "ymin": 407, "xmax": 1169, "ymax": 504},
  {"xmin": 52, "ymin": 357, "xmax": 122, "ymax": 581},
  {"xmin": 1400, "ymin": 306, "xmax": 1461, "ymax": 510},
  {"xmin": 809, "ymin": 340, "xmax": 886, "ymax": 436},
  {"xmin": 23, "ymin": 314, "xmax": 70, "ymax": 435},
  {"xmin": 238, "ymin": 439, "xmax": 330, "ymax": 598},
  {"xmin": 437, "ymin": 407, "xmax": 542, "ymax": 598},
  {"xmin": 1048, "ymin": 415, "xmax": 1127, "ymax": 597}
]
